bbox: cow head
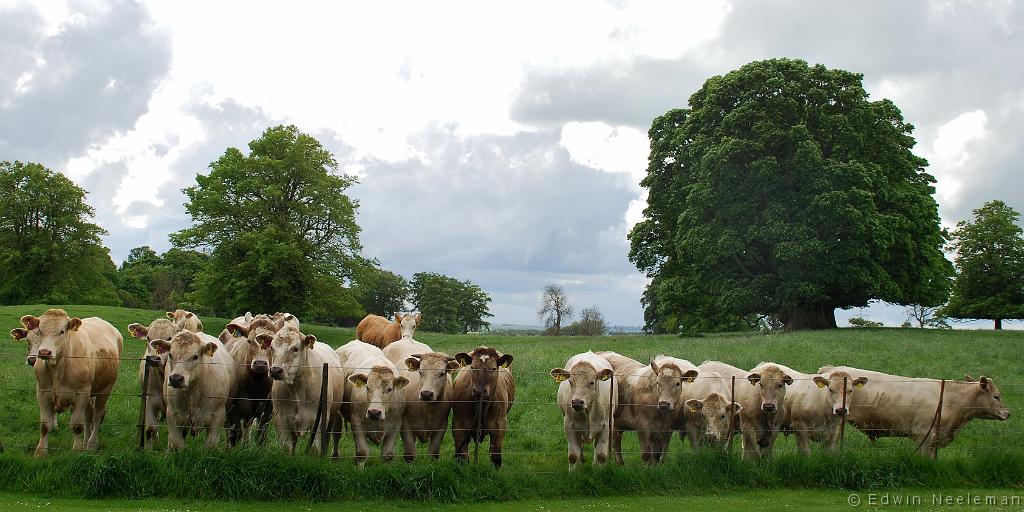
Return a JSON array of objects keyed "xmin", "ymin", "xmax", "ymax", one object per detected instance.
[
  {"xmin": 965, "ymin": 374, "xmax": 1010, "ymax": 421},
  {"xmin": 396, "ymin": 312, "xmax": 421, "ymax": 339},
  {"xmin": 153, "ymin": 331, "xmax": 218, "ymax": 389},
  {"xmin": 268, "ymin": 326, "xmax": 316, "ymax": 384},
  {"xmin": 405, "ymin": 351, "xmax": 457, "ymax": 402},
  {"xmin": 550, "ymin": 360, "xmax": 613, "ymax": 413},
  {"xmin": 233, "ymin": 317, "xmax": 278, "ymax": 376},
  {"xmin": 747, "ymin": 364, "xmax": 793, "ymax": 414},
  {"xmin": 685, "ymin": 392, "xmax": 741, "ymax": 448},
  {"xmin": 650, "ymin": 357, "xmax": 699, "ymax": 412},
  {"xmin": 349, "ymin": 364, "xmax": 409, "ymax": 420},
  {"xmin": 813, "ymin": 371, "xmax": 868, "ymax": 416},
  {"xmin": 128, "ymin": 318, "xmax": 182, "ymax": 370},
  {"xmin": 20, "ymin": 309, "xmax": 83, "ymax": 367},
  {"xmin": 454, "ymin": 346, "xmax": 513, "ymax": 400},
  {"xmin": 11, "ymin": 326, "xmax": 43, "ymax": 367},
  {"xmin": 272, "ymin": 312, "xmax": 299, "ymax": 331}
]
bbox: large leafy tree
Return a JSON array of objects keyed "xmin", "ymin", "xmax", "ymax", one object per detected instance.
[
  {"xmin": 410, "ymin": 272, "xmax": 492, "ymax": 334},
  {"xmin": 171, "ymin": 125, "xmax": 364, "ymax": 320},
  {"xmin": 629, "ymin": 59, "xmax": 952, "ymax": 331},
  {"xmin": 353, "ymin": 262, "xmax": 410, "ymax": 317},
  {"xmin": 116, "ymin": 245, "xmax": 209, "ymax": 310},
  {"xmin": 942, "ymin": 200, "xmax": 1024, "ymax": 329},
  {"xmin": 0, "ymin": 161, "xmax": 119, "ymax": 305}
]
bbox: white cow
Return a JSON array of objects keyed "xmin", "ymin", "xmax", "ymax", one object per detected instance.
[{"xmin": 551, "ymin": 351, "xmax": 617, "ymax": 469}]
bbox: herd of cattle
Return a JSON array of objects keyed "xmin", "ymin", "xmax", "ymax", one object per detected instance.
[{"xmin": 7, "ymin": 308, "xmax": 1012, "ymax": 469}]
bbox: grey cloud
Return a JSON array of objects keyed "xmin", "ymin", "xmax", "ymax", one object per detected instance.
[{"xmin": 0, "ymin": 0, "xmax": 171, "ymax": 166}]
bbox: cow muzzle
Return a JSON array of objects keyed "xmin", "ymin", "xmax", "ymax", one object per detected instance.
[
  {"xmin": 169, "ymin": 374, "xmax": 185, "ymax": 388},
  {"xmin": 657, "ymin": 400, "xmax": 672, "ymax": 411},
  {"xmin": 251, "ymin": 360, "xmax": 269, "ymax": 375},
  {"xmin": 704, "ymin": 433, "xmax": 721, "ymax": 444},
  {"xmin": 571, "ymin": 399, "xmax": 586, "ymax": 411},
  {"xmin": 761, "ymin": 403, "xmax": 777, "ymax": 413},
  {"xmin": 26, "ymin": 356, "xmax": 36, "ymax": 366},
  {"xmin": 419, "ymin": 390, "xmax": 435, "ymax": 401},
  {"xmin": 269, "ymin": 366, "xmax": 284, "ymax": 380},
  {"xmin": 472, "ymin": 387, "xmax": 488, "ymax": 399},
  {"xmin": 1000, "ymin": 409, "xmax": 1011, "ymax": 421},
  {"xmin": 37, "ymin": 348, "xmax": 53, "ymax": 360},
  {"xmin": 833, "ymin": 406, "xmax": 848, "ymax": 416},
  {"xmin": 366, "ymin": 408, "xmax": 383, "ymax": 420}
]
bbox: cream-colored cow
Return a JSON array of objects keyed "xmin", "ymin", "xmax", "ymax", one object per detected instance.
[
  {"xmin": 780, "ymin": 365, "xmax": 867, "ymax": 454},
  {"xmin": 383, "ymin": 337, "xmax": 457, "ymax": 461},
  {"xmin": 679, "ymin": 369, "xmax": 739, "ymax": 451},
  {"xmin": 551, "ymin": 351, "xmax": 616, "ymax": 469},
  {"xmin": 167, "ymin": 309, "xmax": 203, "ymax": 333},
  {"xmin": 699, "ymin": 361, "xmax": 793, "ymax": 459},
  {"xmin": 338, "ymin": 339, "xmax": 409, "ymax": 467},
  {"xmin": 127, "ymin": 318, "xmax": 184, "ymax": 449}
]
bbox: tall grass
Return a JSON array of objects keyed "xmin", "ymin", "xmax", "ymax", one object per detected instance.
[{"xmin": 1, "ymin": 305, "xmax": 1021, "ymax": 501}]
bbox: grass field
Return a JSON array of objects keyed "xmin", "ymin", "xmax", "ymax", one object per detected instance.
[{"xmin": 0, "ymin": 304, "xmax": 1021, "ymax": 504}]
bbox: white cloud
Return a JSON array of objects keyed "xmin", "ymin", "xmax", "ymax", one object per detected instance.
[{"xmin": 926, "ymin": 110, "xmax": 988, "ymax": 208}]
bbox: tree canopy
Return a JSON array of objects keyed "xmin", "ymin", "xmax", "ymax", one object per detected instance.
[
  {"xmin": 353, "ymin": 262, "xmax": 410, "ymax": 317},
  {"xmin": 0, "ymin": 161, "xmax": 119, "ymax": 305},
  {"xmin": 628, "ymin": 59, "xmax": 952, "ymax": 332},
  {"xmin": 116, "ymin": 245, "xmax": 209, "ymax": 311},
  {"xmin": 942, "ymin": 200, "xmax": 1024, "ymax": 329},
  {"xmin": 410, "ymin": 272, "xmax": 492, "ymax": 334},
  {"xmin": 171, "ymin": 125, "xmax": 364, "ymax": 321}
]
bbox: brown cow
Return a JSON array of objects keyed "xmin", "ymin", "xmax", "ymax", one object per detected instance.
[
  {"xmin": 820, "ymin": 365, "xmax": 1010, "ymax": 457},
  {"xmin": 127, "ymin": 318, "xmax": 184, "ymax": 449},
  {"xmin": 19, "ymin": 309, "xmax": 122, "ymax": 457},
  {"xmin": 597, "ymin": 352, "xmax": 698, "ymax": 464},
  {"xmin": 167, "ymin": 309, "xmax": 203, "ymax": 333},
  {"xmin": 223, "ymin": 315, "xmax": 281, "ymax": 446},
  {"xmin": 383, "ymin": 337, "xmax": 458, "ymax": 461},
  {"xmin": 356, "ymin": 312, "xmax": 421, "ymax": 348},
  {"xmin": 451, "ymin": 346, "xmax": 515, "ymax": 467}
]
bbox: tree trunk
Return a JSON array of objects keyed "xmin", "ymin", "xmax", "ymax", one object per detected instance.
[
  {"xmin": 779, "ymin": 304, "xmax": 837, "ymax": 331},
  {"xmin": 995, "ymin": 318, "xmax": 1002, "ymax": 330}
]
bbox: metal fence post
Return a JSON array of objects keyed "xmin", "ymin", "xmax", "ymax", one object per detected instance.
[{"xmin": 137, "ymin": 358, "xmax": 151, "ymax": 451}]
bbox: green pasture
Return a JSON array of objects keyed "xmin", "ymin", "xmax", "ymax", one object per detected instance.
[{"xmin": 0, "ymin": 305, "xmax": 1021, "ymax": 502}]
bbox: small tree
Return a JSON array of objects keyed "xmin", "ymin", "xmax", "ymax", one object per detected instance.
[
  {"xmin": 942, "ymin": 200, "xmax": 1024, "ymax": 330},
  {"xmin": 905, "ymin": 304, "xmax": 951, "ymax": 329},
  {"xmin": 848, "ymin": 317, "xmax": 884, "ymax": 328},
  {"xmin": 574, "ymin": 306, "xmax": 607, "ymax": 336},
  {"xmin": 538, "ymin": 284, "xmax": 574, "ymax": 336}
]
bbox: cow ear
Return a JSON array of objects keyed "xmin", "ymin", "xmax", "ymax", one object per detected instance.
[
  {"xmin": 415, "ymin": 313, "xmax": 422, "ymax": 325},
  {"xmin": 166, "ymin": 312, "xmax": 175, "ymax": 319},
  {"xmin": 445, "ymin": 357, "xmax": 460, "ymax": 372},
  {"xmin": 394, "ymin": 312, "xmax": 401, "ymax": 323},
  {"xmin": 128, "ymin": 323, "xmax": 149, "ymax": 339},
  {"xmin": 979, "ymin": 376, "xmax": 990, "ymax": 389},
  {"xmin": 394, "ymin": 376, "xmax": 409, "ymax": 389},
  {"xmin": 68, "ymin": 318, "xmax": 82, "ymax": 332},
  {"xmin": 964, "ymin": 374, "xmax": 975, "ymax": 382},
  {"xmin": 597, "ymin": 368, "xmax": 613, "ymax": 381},
  {"xmin": 405, "ymin": 357, "xmax": 421, "ymax": 371},
  {"xmin": 853, "ymin": 377, "xmax": 868, "ymax": 388},
  {"xmin": 303, "ymin": 334, "xmax": 317, "ymax": 349},
  {"xmin": 20, "ymin": 315, "xmax": 40, "ymax": 330},
  {"xmin": 813, "ymin": 376, "xmax": 828, "ymax": 389},
  {"xmin": 454, "ymin": 352, "xmax": 472, "ymax": 367},
  {"xmin": 227, "ymin": 322, "xmax": 249, "ymax": 338},
  {"xmin": 285, "ymin": 314, "xmax": 295, "ymax": 322},
  {"xmin": 682, "ymin": 369, "xmax": 699, "ymax": 383},
  {"xmin": 497, "ymin": 354, "xmax": 514, "ymax": 368},
  {"xmin": 255, "ymin": 333, "xmax": 274, "ymax": 350},
  {"xmin": 550, "ymin": 368, "xmax": 569, "ymax": 382},
  {"xmin": 202, "ymin": 342, "xmax": 218, "ymax": 357},
  {"xmin": 782, "ymin": 374, "xmax": 794, "ymax": 386},
  {"xmin": 728, "ymin": 402, "xmax": 743, "ymax": 415},
  {"xmin": 349, "ymin": 373, "xmax": 368, "ymax": 388},
  {"xmin": 649, "ymin": 358, "xmax": 660, "ymax": 374},
  {"xmin": 185, "ymin": 312, "xmax": 194, "ymax": 318},
  {"xmin": 747, "ymin": 373, "xmax": 761, "ymax": 385},
  {"xmin": 218, "ymin": 329, "xmax": 233, "ymax": 345},
  {"xmin": 10, "ymin": 328, "xmax": 28, "ymax": 341},
  {"xmin": 685, "ymin": 399, "xmax": 702, "ymax": 413},
  {"xmin": 151, "ymin": 340, "xmax": 171, "ymax": 354}
]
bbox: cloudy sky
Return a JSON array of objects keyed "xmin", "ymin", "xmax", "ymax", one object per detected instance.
[{"xmin": 2, "ymin": 0, "xmax": 1021, "ymax": 328}]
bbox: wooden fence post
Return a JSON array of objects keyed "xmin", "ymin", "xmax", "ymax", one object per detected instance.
[{"xmin": 137, "ymin": 358, "xmax": 152, "ymax": 451}]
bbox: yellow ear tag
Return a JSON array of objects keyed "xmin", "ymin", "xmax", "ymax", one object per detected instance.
[
  {"xmin": 815, "ymin": 380, "xmax": 827, "ymax": 389},
  {"xmin": 599, "ymin": 373, "xmax": 611, "ymax": 381},
  {"xmin": 554, "ymin": 373, "xmax": 567, "ymax": 382},
  {"xmin": 854, "ymin": 382, "xmax": 865, "ymax": 388},
  {"xmin": 688, "ymin": 405, "xmax": 698, "ymax": 413}
]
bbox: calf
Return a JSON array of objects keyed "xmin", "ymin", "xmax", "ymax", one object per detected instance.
[
  {"xmin": 337, "ymin": 339, "xmax": 408, "ymax": 467},
  {"xmin": 820, "ymin": 365, "xmax": 1009, "ymax": 457},
  {"xmin": 152, "ymin": 331, "xmax": 236, "ymax": 451},
  {"xmin": 167, "ymin": 309, "xmax": 203, "ymax": 333},
  {"xmin": 18, "ymin": 309, "xmax": 122, "ymax": 457},
  {"xmin": 356, "ymin": 313, "xmax": 421, "ymax": 348},
  {"xmin": 127, "ymin": 318, "xmax": 183, "ymax": 449},
  {"xmin": 700, "ymin": 361, "xmax": 793, "ymax": 459},
  {"xmin": 679, "ymin": 369, "xmax": 739, "ymax": 452},
  {"xmin": 781, "ymin": 366, "xmax": 868, "ymax": 454},
  {"xmin": 550, "ymin": 351, "xmax": 616, "ymax": 469},
  {"xmin": 597, "ymin": 352, "xmax": 697, "ymax": 464},
  {"xmin": 383, "ymin": 337, "xmax": 458, "ymax": 461},
  {"xmin": 224, "ymin": 316, "xmax": 280, "ymax": 446},
  {"xmin": 451, "ymin": 346, "xmax": 515, "ymax": 468},
  {"xmin": 269, "ymin": 327, "xmax": 344, "ymax": 456}
]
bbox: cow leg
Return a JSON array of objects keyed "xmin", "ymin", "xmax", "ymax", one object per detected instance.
[
  {"xmin": 453, "ymin": 419, "xmax": 471, "ymax": 463},
  {"xmin": 144, "ymin": 396, "xmax": 162, "ymax": 450},
  {"xmin": 35, "ymin": 388, "xmax": 55, "ymax": 458},
  {"xmin": 593, "ymin": 427, "xmax": 611, "ymax": 466},
  {"xmin": 381, "ymin": 430, "xmax": 399, "ymax": 462},
  {"xmin": 353, "ymin": 425, "xmax": 371, "ymax": 468},
  {"xmin": 637, "ymin": 430, "xmax": 653, "ymax": 464},
  {"xmin": 565, "ymin": 417, "xmax": 581, "ymax": 469},
  {"xmin": 612, "ymin": 430, "xmax": 624, "ymax": 465},
  {"xmin": 741, "ymin": 426, "xmax": 759, "ymax": 460},
  {"xmin": 400, "ymin": 424, "xmax": 416, "ymax": 463},
  {"xmin": 205, "ymin": 410, "xmax": 225, "ymax": 449},
  {"xmin": 685, "ymin": 424, "xmax": 701, "ymax": 453},
  {"xmin": 795, "ymin": 428, "xmax": 812, "ymax": 456},
  {"xmin": 490, "ymin": 428, "xmax": 506, "ymax": 468},
  {"xmin": 329, "ymin": 413, "xmax": 342, "ymax": 459},
  {"xmin": 69, "ymin": 389, "xmax": 90, "ymax": 452},
  {"xmin": 166, "ymin": 411, "xmax": 185, "ymax": 452},
  {"xmin": 274, "ymin": 410, "xmax": 294, "ymax": 455},
  {"xmin": 427, "ymin": 426, "xmax": 445, "ymax": 459}
]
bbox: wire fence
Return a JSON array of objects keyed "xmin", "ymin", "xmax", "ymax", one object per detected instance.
[{"xmin": 0, "ymin": 351, "xmax": 1016, "ymax": 465}]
